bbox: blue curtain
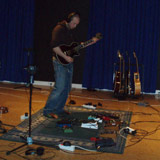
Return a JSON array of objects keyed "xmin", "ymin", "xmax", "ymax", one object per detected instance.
[
  {"xmin": 83, "ymin": 0, "xmax": 160, "ymax": 93},
  {"xmin": 0, "ymin": 0, "xmax": 35, "ymax": 82}
]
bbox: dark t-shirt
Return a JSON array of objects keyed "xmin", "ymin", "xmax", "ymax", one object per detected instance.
[{"xmin": 50, "ymin": 21, "xmax": 75, "ymax": 57}]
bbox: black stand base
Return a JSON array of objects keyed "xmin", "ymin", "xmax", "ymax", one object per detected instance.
[
  {"xmin": 14, "ymin": 83, "xmax": 41, "ymax": 90},
  {"xmin": 6, "ymin": 134, "xmax": 33, "ymax": 155},
  {"xmin": 6, "ymin": 143, "xmax": 28, "ymax": 155}
]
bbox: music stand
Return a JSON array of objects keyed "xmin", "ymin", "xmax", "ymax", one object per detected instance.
[
  {"xmin": 7, "ymin": 66, "xmax": 37, "ymax": 155},
  {"xmin": 14, "ymin": 48, "xmax": 41, "ymax": 90}
]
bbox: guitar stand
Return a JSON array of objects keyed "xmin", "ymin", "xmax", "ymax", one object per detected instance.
[
  {"xmin": 113, "ymin": 52, "xmax": 145, "ymax": 101},
  {"xmin": 6, "ymin": 66, "xmax": 37, "ymax": 155}
]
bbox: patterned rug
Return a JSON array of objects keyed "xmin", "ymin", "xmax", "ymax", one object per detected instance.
[{"xmin": 0, "ymin": 106, "xmax": 132, "ymax": 154}]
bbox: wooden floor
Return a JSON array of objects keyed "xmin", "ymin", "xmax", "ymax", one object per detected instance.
[{"xmin": 0, "ymin": 82, "xmax": 160, "ymax": 160}]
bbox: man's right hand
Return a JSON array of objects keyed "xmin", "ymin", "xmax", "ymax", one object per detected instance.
[
  {"xmin": 53, "ymin": 47, "xmax": 73, "ymax": 63},
  {"xmin": 65, "ymin": 56, "xmax": 73, "ymax": 63}
]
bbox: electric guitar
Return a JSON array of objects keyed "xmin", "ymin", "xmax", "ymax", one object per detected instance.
[
  {"xmin": 56, "ymin": 33, "xmax": 102, "ymax": 65},
  {"xmin": 114, "ymin": 51, "xmax": 123, "ymax": 95},
  {"xmin": 121, "ymin": 52, "xmax": 127, "ymax": 94},
  {"xmin": 133, "ymin": 52, "xmax": 141, "ymax": 95},
  {"xmin": 126, "ymin": 51, "xmax": 131, "ymax": 95}
]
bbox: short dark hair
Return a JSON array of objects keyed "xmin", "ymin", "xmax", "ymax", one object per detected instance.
[{"xmin": 66, "ymin": 12, "xmax": 80, "ymax": 23}]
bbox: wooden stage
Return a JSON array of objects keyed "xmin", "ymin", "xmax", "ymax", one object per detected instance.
[{"xmin": 0, "ymin": 82, "xmax": 160, "ymax": 160}]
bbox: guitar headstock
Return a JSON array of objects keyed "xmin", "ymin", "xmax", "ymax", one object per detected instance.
[
  {"xmin": 133, "ymin": 51, "xmax": 137, "ymax": 58},
  {"xmin": 133, "ymin": 51, "xmax": 139, "ymax": 63},
  {"xmin": 91, "ymin": 33, "xmax": 103, "ymax": 43},
  {"xmin": 92, "ymin": 33, "xmax": 103, "ymax": 42},
  {"xmin": 133, "ymin": 51, "xmax": 140, "ymax": 74},
  {"xmin": 95, "ymin": 33, "xmax": 103, "ymax": 39},
  {"xmin": 117, "ymin": 50, "xmax": 123, "ymax": 59}
]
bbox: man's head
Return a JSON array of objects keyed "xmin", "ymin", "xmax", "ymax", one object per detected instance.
[{"xmin": 66, "ymin": 12, "xmax": 80, "ymax": 29}]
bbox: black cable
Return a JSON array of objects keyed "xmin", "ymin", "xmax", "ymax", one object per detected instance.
[
  {"xmin": 0, "ymin": 157, "xmax": 7, "ymax": 160},
  {"xmin": 132, "ymin": 120, "xmax": 160, "ymax": 125},
  {"xmin": 146, "ymin": 124, "xmax": 160, "ymax": 136},
  {"xmin": 60, "ymin": 149, "xmax": 104, "ymax": 156},
  {"xmin": 148, "ymin": 105, "xmax": 160, "ymax": 115},
  {"xmin": 132, "ymin": 112, "xmax": 160, "ymax": 116},
  {"xmin": 143, "ymin": 138, "xmax": 160, "ymax": 141},
  {"xmin": 13, "ymin": 148, "xmax": 56, "ymax": 160},
  {"xmin": 125, "ymin": 124, "xmax": 160, "ymax": 148},
  {"xmin": 12, "ymin": 152, "xmax": 30, "ymax": 160},
  {"xmin": 0, "ymin": 121, "xmax": 15, "ymax": 128},
  {"xmin": 0, "ymin": 150, "xmax": 11, "ymax": 160},
  {"xmin": 125, "ymin": 130, "xmax": 147, "ymax": 148},
  {"xmin": 0, "ymin": 150, "xmax": 9, "ymax": 153}
]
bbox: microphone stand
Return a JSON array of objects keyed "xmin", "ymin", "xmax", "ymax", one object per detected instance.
[
  {"xmin": 14, "ymin": 48, "xmax": 41, "ymax": 90},
  {"xmin": 6, "ymin": 66, "xmax": 36, "ymax": 155}
]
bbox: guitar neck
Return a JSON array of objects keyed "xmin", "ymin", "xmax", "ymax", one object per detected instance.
[
  {"xmin": 136, "ymin": 58, "xmax": 139, "ymax": 74},
  {"xmin": 75, "ymin": 39, "xmax": 93, "ymax": 51},
  {"xmin": 133, "ymin": 52, "xmax": 140, "ymax": 74},
  {"xmin": 82, "ymin": 39, "xmax": 93, "ymax": 47},
  {"xmin": 74, "ymin": 33, "xmax": 102, "ymax": 51},
  {"xmin": 122, "ymin": 58, "xmax": 125, "ymax": 79}
]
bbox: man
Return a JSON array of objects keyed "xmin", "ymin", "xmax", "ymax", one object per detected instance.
[
  {"xmin": 43, "ymin": 12, "xmax": 80, "ymax": 119},
  {"xmin": 43, "ymin": 12, "xmax": 99, "ymax": 119}
]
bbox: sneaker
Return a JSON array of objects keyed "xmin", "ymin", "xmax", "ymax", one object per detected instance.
[
  {"xmin": 64, "ymin": 110, "xmax": 71, "ymax": 115},
  {"xmin": 58, "ymin": 110, "xmax": 71, "ymax": 117},
  {"xmin": 44, "ymin": 113, "xmax": 58, "ymax": 119}
]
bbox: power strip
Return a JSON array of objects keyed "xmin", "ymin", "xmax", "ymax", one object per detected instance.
[
  {"xmin": 58, "ymin": 144, "xmax": 75, "ymax": 152},
  {"xmin": 82, "ymin": 105, "xmax": 96, "ymax": 109}
]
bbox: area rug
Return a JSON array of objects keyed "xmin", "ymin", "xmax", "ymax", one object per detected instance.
[{"xmin": 0, "ymin": 106, "xmax": 132, "ymax": 154}]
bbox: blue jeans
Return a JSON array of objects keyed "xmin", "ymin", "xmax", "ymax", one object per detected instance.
[{"xmin": 43, "ymin": 60, "xmax": 73, "ymax": 115}]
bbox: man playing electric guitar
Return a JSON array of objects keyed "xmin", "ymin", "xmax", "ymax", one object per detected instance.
[
  {"xmin": 43, "ymin": 12, "xmax": 100, "ymax": 119},
  {"xmin": 56, "ymin": 33, "xmax": 102, "ymax": 65}
]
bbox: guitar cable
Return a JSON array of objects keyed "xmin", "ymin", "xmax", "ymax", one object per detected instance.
[{"xmin": 0, "ymin": 121, "xmax": 7, "ymax": 134}]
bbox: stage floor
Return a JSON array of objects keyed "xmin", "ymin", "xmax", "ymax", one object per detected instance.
[{"xmin": 0, "ymin": 82, "xmax": 160, "ymax": 160}]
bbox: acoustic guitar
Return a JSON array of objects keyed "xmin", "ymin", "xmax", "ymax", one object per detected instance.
[
  {"xmin": 56, "ymin": 33, "xmax": 103, "ymax": 65},
  {"xmin": 133, "ymin": 52, "xmax": 141, "ymax": 95}
]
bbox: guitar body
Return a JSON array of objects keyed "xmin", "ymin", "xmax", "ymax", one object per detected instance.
[
  {"xmin": 56, "ymin": 42, "xmax": 80, "ymax": 65},
  {"xmin": 134, "ymin": 72, "xmax": 141, "ymax": 95},
  {"xmin": 133, "ymin": 52, "xmax": 141, "ymax": 95},
  {"xmin": 114, "ymin": 71, "xmax": 121, "ymax": 95},
  {"xmin": 126, "ymin": 71, "xmax": 132, "ymax": 95}
]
